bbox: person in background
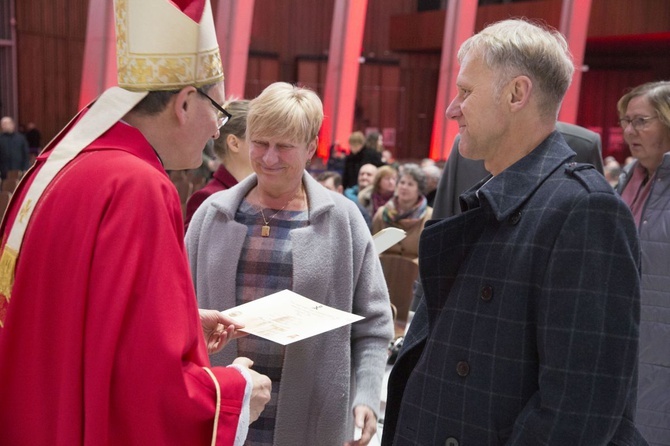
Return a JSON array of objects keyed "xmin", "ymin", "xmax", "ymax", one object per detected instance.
[
  {"xmin": 615, "ymin": 80, "xmax": 670, "ymax": 446},
  {"xmin": 316, "ymin": 170, "xmax": 344, "ymax": 193},
  {"xmin": 326, "ymin": 141, "xmax": 347, "ymax": 175},
  {"xmin": 383, "ymin": 18, "xmax": 644, "ymax": 445},
  {"xmin": 0, "ymin": 1, "xmax": 271, "ymax": 444},
  {"xmin": 420, "ymin": 157, "xmax": 435, "ymax": 168},
  {"xmin": 0, "ymin": 116, "xmax": 30, "ymax": 179},
  {"xmin": 318, "ymin": 170, "xmax": 373, "ymax": 231},
  {"xmin": 365, "ymin": 131, "xmax": 384, "ymax": 155},
  {"xmin": 359, "ymin": 164, "xmax": 397, "ymax": 218},
  {"xmin": 344, "ymin": 162, "xmax": 377, "ymax": 204},
  {"xmin": 185, "ymin": 99, "xmax": 252, "ymax": 229},
  {"xmin": 604, "ymin": 155, "xmax": 622, "ymax": 188},
  {"xmin": 342, "ymin": 130, "xmax": 383, "ymax": 189},
  {"xmin": 23, "ymin": 121, "xmax": 42, "ymax": 159},
  {"xmin": 186, "ymin": 82, "xmax": 393, "ymax": 446},
  {"xmin": 372, "ymin": 163, "xmax": 432, "ymax": 263},
  {"xmin": 381, "ymin": 148, "xmax": 395, "ymax": 166},
  {"xmin": 421, "ymin": 163, "xmax": 442, "ymax": 207}
]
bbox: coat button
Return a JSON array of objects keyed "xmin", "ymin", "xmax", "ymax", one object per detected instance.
[
  {"xmin": 508, "ymin": 210, "xmax": 522, "ymax": 225},
  {"xmin": 480, "ymin": 285, "xmax": 493, "ymax": 301},
  {"xmin": 445, "ymin": 437, "xmax": 459, "ymax": 446},
  {"xmin": 456, "ymin": 361, "xmax": 470, "ymax": 377}
]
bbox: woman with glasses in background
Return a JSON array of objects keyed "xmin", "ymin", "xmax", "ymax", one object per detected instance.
[{"xmin": 616, "ymin": 81, "xmax": 670, "ymax": 446}]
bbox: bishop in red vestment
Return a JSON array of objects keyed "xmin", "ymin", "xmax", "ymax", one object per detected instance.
[
  {"xmin": 0, "ymin": 0, "xmax": 271, "ymax": 444},
  {"xmin": 0, "ymin": 119, "xmax": 254, "ymax": 445}
]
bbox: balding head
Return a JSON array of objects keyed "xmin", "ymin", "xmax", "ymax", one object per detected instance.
[
  {"xmin": 358, "ymin": 163, "xmax": 378, "ymax": 188},
  {"xmin": 1, "ymin": 117, "xmax": 16, "ymax": 133}
]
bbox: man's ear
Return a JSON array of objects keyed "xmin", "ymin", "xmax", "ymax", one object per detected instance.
[
  {"xmin": 508, "ymin": 75, "xmax": 532, "ymax": 112},
  {"xmin": 173, "ymin": 86, "xmax": 196, "ymax": 126}
]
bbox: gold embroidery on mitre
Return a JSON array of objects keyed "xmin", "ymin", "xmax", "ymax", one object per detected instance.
[
  {"xmin": 0, "ymin": 246, "xmax": 18, "ymax": 305},
  {"xmin": 18, "ymin": 199, "xmax": 32, "ymax": 225},
  {"xmin": 114, "ymin": 0, "xmax": 223, "ymax": 91}
]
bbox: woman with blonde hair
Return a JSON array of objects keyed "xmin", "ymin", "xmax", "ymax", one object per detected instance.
[
  {"xmin": 359, "ymin": 164, "xmax": 397, "ymax": 217},
  {"xmin": 186, "ymin": 82, "xmax": 393, "ymax": 446}
]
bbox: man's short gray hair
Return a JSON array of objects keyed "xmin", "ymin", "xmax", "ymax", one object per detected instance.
[{"xmin": 458, "ymin": 19, "xmax": 574, "ymax": 119}]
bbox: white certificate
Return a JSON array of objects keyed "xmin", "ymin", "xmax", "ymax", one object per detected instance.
[
  {"xmin": 221, "ymin": 289, "xmax": 364, "ymax": 345},
  {"xmin": 373, "ymin": 227, "xmax": 406, "ymax": 254}
]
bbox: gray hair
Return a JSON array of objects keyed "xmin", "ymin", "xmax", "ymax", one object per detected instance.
[
  {"xmin": 400, "ymin": 163, "xmax": 428, "ymax": 195},
  {"xmin": 617, "ymin": 81, "xmax": 670, "ymax": 131},
  {"xmin": 458, "ymin": 19, "xmax": 574, "ymax": 119}
]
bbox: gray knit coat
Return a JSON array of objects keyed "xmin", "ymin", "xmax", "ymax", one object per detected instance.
[{"xmin": 185, "ymin": 171, "xmax": 394, "ymax": 446}]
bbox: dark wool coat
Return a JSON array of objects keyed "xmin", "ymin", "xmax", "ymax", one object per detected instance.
[{"xmin": 383, "ymin": 132, "xmax": 647, "ymax": 446}]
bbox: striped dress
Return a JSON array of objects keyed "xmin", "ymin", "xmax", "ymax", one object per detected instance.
[{"xmin": 235, "ymin": 199, "xmax": 309, "ymax": 446}]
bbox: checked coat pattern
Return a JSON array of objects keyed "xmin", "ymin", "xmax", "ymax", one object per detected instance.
[{"xmin": 383, "ymin": 132, "xmax": 648, "ymax": 446}]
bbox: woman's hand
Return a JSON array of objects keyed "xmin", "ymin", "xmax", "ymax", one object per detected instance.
[{"xmin": 344, "ymin": 405, "xmax": 377, "ymax": 446}]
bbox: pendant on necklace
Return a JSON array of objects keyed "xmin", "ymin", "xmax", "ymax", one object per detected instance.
[{"xmin": 261, "ymin": 225, "xmax": 271, "ymax": 237}]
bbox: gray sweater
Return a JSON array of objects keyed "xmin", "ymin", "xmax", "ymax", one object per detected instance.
[{"xmin": 186, "ymin": 171, "xmax": 394, "ymax": 446}]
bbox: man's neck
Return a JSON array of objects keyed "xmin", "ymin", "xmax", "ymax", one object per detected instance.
[{"xmin": 485, "ymin": 120, "xmax": 555, "ymax": 176}]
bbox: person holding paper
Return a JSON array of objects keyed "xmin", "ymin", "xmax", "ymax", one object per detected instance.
[
  {"xmin": 186, "ymin": 81, "xmax": 394, "ymax": 446},
  {"xmin": 0, "ymin": 0, "xmax": 272, "ymax": 444}
]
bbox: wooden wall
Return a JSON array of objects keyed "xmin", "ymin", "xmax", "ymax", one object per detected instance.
[
  {"xmin": 246, "ymin": 0, "xmax": 417, "ymax": 159},
  {"xmin": 11, "ymin": 0, "xmax": 670, "ymax": 161},
  {"xmin": 15, "ymin": 0, "xmax": 88, "ymax": 147},
  {"xmin": 388, "ymin": 0, "xmax": 670, "ymax": 160}
]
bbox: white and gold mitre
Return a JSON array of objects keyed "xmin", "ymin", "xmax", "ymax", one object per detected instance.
[{"xmin": 115, "ymin": 0, "xmax": 224, "ymax": 91}]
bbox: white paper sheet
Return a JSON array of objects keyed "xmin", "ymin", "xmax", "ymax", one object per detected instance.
[
  {"xmin": 221, "ymin": 289, "xmax": 364, "ymax": 345},
  {"xmin": 373, "ymin": 227, "xmax": 407, "ymax": 254}
]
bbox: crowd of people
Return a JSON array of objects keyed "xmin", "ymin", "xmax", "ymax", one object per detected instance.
[{"xmin": 0, "ymin": 2, "xmax": 668, "ymax": 445}]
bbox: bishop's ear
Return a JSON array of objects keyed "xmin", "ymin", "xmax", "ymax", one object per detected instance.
[{"xmin": 173, "ymin": 86, "xmax": 197, "ymax": 125}]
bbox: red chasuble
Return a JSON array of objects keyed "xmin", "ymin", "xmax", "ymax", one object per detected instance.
[{"xmin": 0, "ymin": 121, "xmax": 246, "ymax": 445}]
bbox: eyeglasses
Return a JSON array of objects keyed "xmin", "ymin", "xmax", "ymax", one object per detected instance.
[
  {"xmin": 197, "ymin": 89, "xmax": 232, "ymax": 129},
  {"xmin": 619, "ymin": 116, "xmax": 658, "ymax": 131}
]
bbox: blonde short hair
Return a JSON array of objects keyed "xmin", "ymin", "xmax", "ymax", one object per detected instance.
[{"xmin": 247, "ymin": 82, "xmax": 324, "ymax": 145}]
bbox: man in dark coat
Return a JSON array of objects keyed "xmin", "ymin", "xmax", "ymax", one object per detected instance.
[
  {"xmin": 0, "ymin": 117, "xmax": 30, "ymax": 179},
  {"xmin": 383, "ymin": 19, "xmax": 646, "ymax": 446},
  {"xmin": 342, "ymin": 130, "xmax": 383, "ymax": 189},
  {"xmin": 432, "ymin": 121, "xmax": 605, "ymax": 219}
]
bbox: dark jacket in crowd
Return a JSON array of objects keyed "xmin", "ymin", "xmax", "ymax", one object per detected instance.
[
  {"xmin": 342, "ymin": 146, "xmax": 383, "ymax": 189},
  {"xmin": 0, "ymin": 131, "xmax": 30, "ymax": 179}
]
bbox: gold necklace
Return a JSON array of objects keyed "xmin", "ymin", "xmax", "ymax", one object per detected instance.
[{"xmin": 258, "ymin": 186, "xmax": 304, "ymax": 237}]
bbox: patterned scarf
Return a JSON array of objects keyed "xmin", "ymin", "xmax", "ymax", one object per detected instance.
[{"xmin": 381, "ymin": 195, "xmax": 428, "ymax": 229}]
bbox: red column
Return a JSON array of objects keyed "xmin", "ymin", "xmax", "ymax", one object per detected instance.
[
  {"xmin": 214, "ymin": 0, "xmax": 255, "ymax": 100},
  {"xmin": 558, "ymin": 0, "xmax": 593, "ymax": 124},
  {"xmin": 429, "ymin": 0, "xmax": 477, "ymax": 161},
  {"xmin": 79, "ymin": 0, "xmax": 116, "ymax": 108},
  {"xmin": 319, "ymin": 0, "xmax": 368, "ymax": 159}
]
